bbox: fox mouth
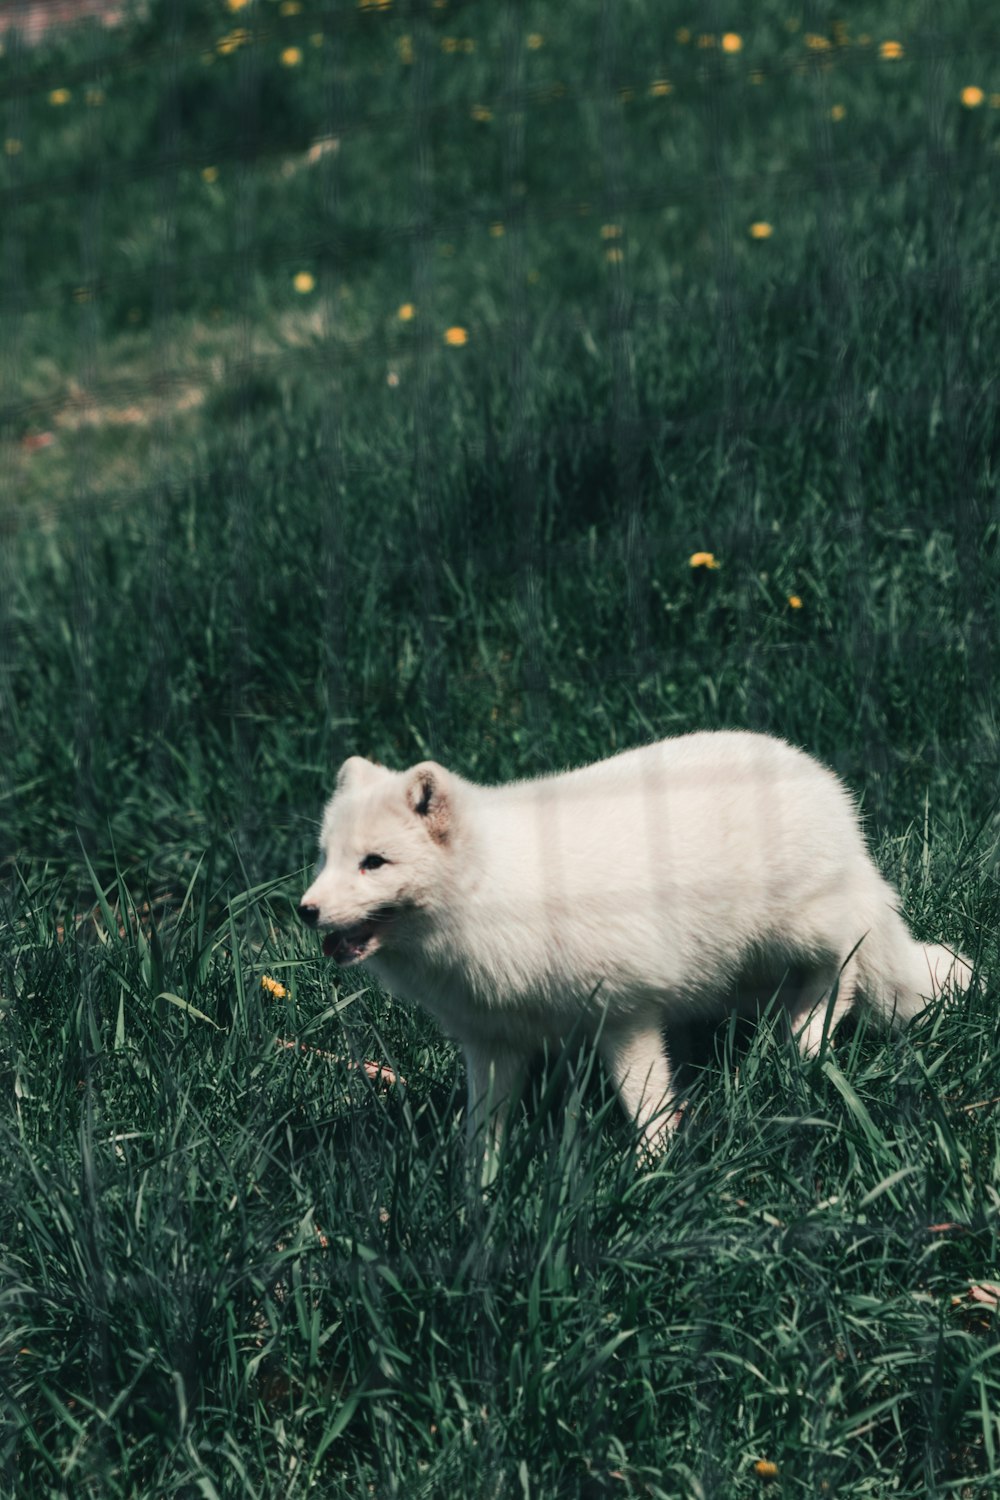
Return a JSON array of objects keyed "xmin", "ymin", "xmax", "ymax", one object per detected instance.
[{"xmin": 321, "ymin": 906, "xmax": 398, "ymax": 965}]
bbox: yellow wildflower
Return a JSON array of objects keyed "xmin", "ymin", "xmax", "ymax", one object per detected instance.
[
  {"xmin": 217, "ymin": 28, "xmax": 250, "ymax": 54},
  {"xmin": 202, "ymin": 165, "xmax": 219, "ymax": 183},
  {"xmin": 85, "ymin": 88, "xmax": 105, "ymax": 106},
  {"xmin": 878, "ymin": 40, "xmax": 904, "ymax": 60},
  {"xmin": 605, "ymin": 247, "xmax": 623, "ymax": 263},
  {"xmin": 261, "ymin": 975, "xmax": 288, "ymax": 999},
  {"xmin": 471, "ymin": 105, "xmax": 493, "ymax": 122},
  {"xmin": 398, "ymin": 302, "xmax": 415, "ymax": 320},
  {"xmin": 749, "ymin": 221, "xmax": 773, "ymax": 239},
  {"xmin": 397, "ymin": 35, "xmax": 414, "ymax": 64},
  {"xmin": 293, "ymin": 271, "xmax": 315, "ymax": 293},
  {"xmin": 696, "ymin": 34, "xmax": 715, "ymax": 49},
  {"xmin": 830, "ymin": 103, "xmax": 846, "ymax": 121},
  {"xmin": 753, "ymin": 1459, "xmax": 779, "ymax": 1479},
  {"xmin": 444, "ymin": 326, "xmax": 468, "ymax": 346},
  {"xmin": 527, "ymin": 33, "xmax": 544, "ymax": 50},
  {"xmin": 788, "ymin": 594, "xmax": 803, "ymax": 610},
  {"xmin": 49, "ymin": 89, "xmax": 71, "ymax": 106},
  {"xmin": 961, "ymin": 86, "xmax": 984, "ymax": 108},
  {"xmin": 489, "ymin": 221, "xmax": 504, "ymax": 237},
  {"xmin": 689, "ymin": 552, "xmax": 719, "ymax": 570},
  {"xmin": 600, "ymin": 223, "xmax": 622, "ymax": 239},
  {"xmin": 226, "ymin": 0, "xmax": 249, "ymax": 10},
  {"xmin": 650, "ymin": 79, "xmax": 673, "ymax": 97},
  {"xmin": 676, "ymin": 27, "xmax": 691, "ymax": 44},
  {"xmin": 281, "ymin": 45, "xmax": 302, "ymax": 65},
  {"xmin": 280, "ymin": 0, "xmax": 302, "ymax": 12},
  {"xmin": 721, "ymin": 33, "xmax": 742, "ymax": 54},
  {"xmin": 4, "ymin": 138, "xmax": 22, "ymax": 155},
  {"xmin": 804, "ymin": 33, "xmax": 831, "ymax": 50}
]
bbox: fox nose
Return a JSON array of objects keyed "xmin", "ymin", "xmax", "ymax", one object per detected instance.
[{"xmin": 298, "ymin": 902, "xmax": 320, "ymax": 928}]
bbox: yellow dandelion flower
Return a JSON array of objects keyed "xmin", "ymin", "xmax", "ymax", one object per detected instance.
[
  {"xmin": 226, "ymin": 0, "xmax": 249, "ymax": 9},
  {"xmin": 444, "ymin": 325, "xmax": 468, "ymax": 346},
  {"xmin": 488, "ymin": 221, "xmax": 504, "ymax": 237},
  {"xmin": 605, "ymin": 248, "xmax": 623, "ymax": 264},
  {"xmin": 753, "ymin": 1459, "xmax": 779, "ymax": 1479},
  {"xmin": 397, "ymin": 34, "xmax": 414, "ymax": 64},
  {"xmin": 441, "ymin": 35, "xmax": 458, "ymax": 53},
  {"xmin": 398, "ymin": 302, "xmax": 416, "ymax": 320},
  {"xmin": 721, "ymin": 33, "xmax": 743, "ymax": 54},
  {"xmin": 961, "ymin": 86, "xmax": 984, "ymax": 108},
  {"xmin": 4, "ymin": 138, "xmax": 22, "ymax": 155},
  {"xmin": 676, "ymin": 27, "xmax": 691, "ymax": 44},
  {"xmin": 787, "ymin": 594, "xmax": 803, "ymax": 610},
  {"xmin": 878, "ymin": 40, "xmax": 904, "ymax": 60},
  {"xmin": 830, "ymin": 103, "xmax": 846, "ymax": 121},
  {"xmin": 202, "ymin": 165, "xmax": 219, "ymax": 183},
  {"xmin": 49, "ymin": 88, "xmax": 71, "ymax": 106},
  {"xmin": 749, "ymin": 221, "xmax": 773, "ymax": 239},
  {"xmin": 281, "ymin": 45, "xmax": 302, "ymax": 65},
  {"xmin": 261, "ymin": 974, "xmax": 288, "ymax": 998},
  {"xmin": 471, "ymin": 104, "xmax": 493, "ymax": 122},
  {"xmin": 217, "ymin": 28, "xmax": 250, "ymax": 54},
  {"xmin": 280, "ymin": 0, "xmax": 302, "ymax": 12},
  {"xmin": 650, "ymin": 79, "xmax": 673, "ymax": 97},
  {"xmin": 293, "ymin": 271, "xmax": 315, "ymax": 293},
  {"xmin": 689, "ymin": 551, "xmax": 719, "ymax": 569},
  {"xmin": 600, "ymin": 223, "xmax": 622, "ymax": 239},
  {"xmin": 804, "ymin": 33, "xmax": 831, "ymax": 50},
  {"xmin": 527, "ymin": 33, "xmax": 544, "ymax": 50}
]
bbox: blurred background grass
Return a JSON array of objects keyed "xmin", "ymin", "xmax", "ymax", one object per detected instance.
[{"xmin": 2, "ymin": 2, "xmax": 1000, "ymax": 1496}]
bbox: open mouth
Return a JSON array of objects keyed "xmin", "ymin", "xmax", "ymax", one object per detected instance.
[{"xmin": 321, "ymin": 906, "xmax": 398, "ymax": 965}]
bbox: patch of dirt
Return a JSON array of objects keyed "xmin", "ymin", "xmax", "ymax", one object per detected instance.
[{"xmin": 0, "ymin": 1, "xmax": 133, "ymax": 44}]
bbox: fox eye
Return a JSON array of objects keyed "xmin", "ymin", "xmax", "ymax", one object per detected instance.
[{"xmin": 359, "ymin": 854, "xmax": 387, "ymax": 872}]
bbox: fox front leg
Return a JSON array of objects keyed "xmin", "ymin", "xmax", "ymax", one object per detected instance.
[
  {"xmin": 462, "ymin": 1042, "xmax": 526, "ymax": 1187},
  {"xmin": 599, "ymin": 1019, "xmax": 679, "ymax": 1158}
]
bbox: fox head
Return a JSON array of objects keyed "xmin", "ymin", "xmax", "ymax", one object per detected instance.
[{"xmin": 298, "ymin": 756, "xmax": 455, "ymax": 965}]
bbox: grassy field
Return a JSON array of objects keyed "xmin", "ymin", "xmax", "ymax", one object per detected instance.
[{"xmin": 2, "ymin": 1, "xmax": 1000, "ymax": 1495}]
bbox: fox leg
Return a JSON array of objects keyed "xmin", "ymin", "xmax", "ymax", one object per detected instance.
[
  {"xmin": 599, "ymin": 1020, "xmax": 679, "ymax": 1155},
  {"xmin": 789, "ymin": 960, "xmax": 859, "ymax": 1057},
  {"xmin": 463, "ymin": 1042, "xmax": 526, "ymax": 1185}
]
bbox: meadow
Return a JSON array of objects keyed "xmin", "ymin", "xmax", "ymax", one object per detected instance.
[{"xmin": 1, "ymin": 1, "xmax": 1000, "ymax": 1494}]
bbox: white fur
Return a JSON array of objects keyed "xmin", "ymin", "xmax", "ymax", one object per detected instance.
[{"xmin": 299, "ymin": 732, "xmax": 973, "ymax": 1168}]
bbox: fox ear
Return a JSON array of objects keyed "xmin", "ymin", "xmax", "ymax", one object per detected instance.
[
  {"xmin": 405, "ymin": 762, "xmax": 450, "ymax": 844},
  {"xmin": 336, "ymin": 756, "xmax": 384, "ymax": 792}
]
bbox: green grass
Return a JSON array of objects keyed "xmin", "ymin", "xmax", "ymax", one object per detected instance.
[{"xmin": 2, "ymin": 0, "xmax": 1000, "ymax": 1495}]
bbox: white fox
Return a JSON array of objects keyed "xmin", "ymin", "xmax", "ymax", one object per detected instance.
[{"xmin": 298, "ymin": 732, "xmax": 973, "ymax": 1166}]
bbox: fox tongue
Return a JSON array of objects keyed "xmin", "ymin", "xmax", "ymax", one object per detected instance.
[{"xmin": 323, "ymin": 926, "xmax": 373, "ymax": 963}]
